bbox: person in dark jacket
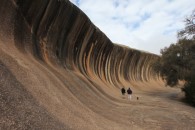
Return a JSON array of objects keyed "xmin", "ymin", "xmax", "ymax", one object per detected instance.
[
  {"xmin": 121, "ymin": 87, "xmax": 126, "ymax": 95},
  {"xmin": 127, "ymin": 87, "xmax": 132, "ymax": 100}
]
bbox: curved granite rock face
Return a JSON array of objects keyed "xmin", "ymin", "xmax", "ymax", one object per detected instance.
[
  {"xmin": 11, "ymin": 0, "xmax": 159, "ymax": 85},
  {"xmin": 0, "ymin": 0, "xmax": 165, "ymax": 129}
]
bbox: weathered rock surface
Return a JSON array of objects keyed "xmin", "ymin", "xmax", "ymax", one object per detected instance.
[{"xmin": 0, "ymin": 0, "xmax": 195, "ymax": 130}]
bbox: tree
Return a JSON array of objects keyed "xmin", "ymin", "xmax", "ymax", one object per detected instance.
[
  {"xmin": 178, "ymin": 9, "xmax": 195, "ymax": 39},
  {"xmin": 156, "ymin": 38, "xmax": 195, "ymax": 86},
  {"xmin": 154, "ymin": 10, "xmax": 195, "ymax": 105}
]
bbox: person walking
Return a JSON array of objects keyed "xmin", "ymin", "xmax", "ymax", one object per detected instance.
[
  {"xmin": 121, "ymin": 87, "xmax": 126, "ymax": 99},
  {"xmin": 127, "ymin": 87, "xmax": 132, "ymax": 100},
  {"xmin": 121, "ymin": 87, "xmax": 126, "ymax": 95}
]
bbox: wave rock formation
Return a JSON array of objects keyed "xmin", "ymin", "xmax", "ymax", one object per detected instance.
[{"xmin": 2, "ymin": 0, "xmax": 194, "ymax": 130}]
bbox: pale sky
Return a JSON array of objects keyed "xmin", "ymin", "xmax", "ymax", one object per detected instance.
[{"xmin": 70, "ymin": 0, "xmax": 195, "ymax": 54}]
